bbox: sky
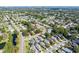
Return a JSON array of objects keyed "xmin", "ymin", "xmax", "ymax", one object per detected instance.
[{"xmin": 0, "ymin": 0, "xmax": 79, "ymax": 6}]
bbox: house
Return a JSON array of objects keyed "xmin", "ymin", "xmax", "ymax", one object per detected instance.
[
  {"xmin": 72, "ymin": 38, "xmax": 79, "ymax": 46},
  {"xmin": 62, "ymin": 48, "xmax": 73, "ymax": 53}
]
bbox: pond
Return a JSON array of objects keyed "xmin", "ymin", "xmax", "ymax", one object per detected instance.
[
  {"xmin": 0, "ymin": 42, "xmax": 6, "ymax": 49},
  {"xmin": 12, "ymin": 34, "xmax": 17, "ymax": 46}
]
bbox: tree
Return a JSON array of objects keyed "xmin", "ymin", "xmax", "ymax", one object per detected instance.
[
  {"xmin": 52, "ymin": 26, "xmax": 68, "ymax": 37},
  {"xmin": 25, "ymin": 37, "xmax": 30, "ymax": 53},
  {"xmin": 4, "ymin": 33, "xmax": 13, "ymax": 53},
  {"xmin": 0, "ymin": 35, "xmax": 3, "ymax": 42},
  {"xmin": 21, "ymin": 21, "xmax": 33, "ymax": 32},
  {"xmin": 1, "ymin": 27, "xmax": 6, "ymax": 33},
  {"xmin": 4, "ymin": 42, "xmax": 13, "ymax": 53},
  {"xmin": 30, "ymin": 31, "xmax": 35, "ymax": 35},
  {"xmin": 35, "ymin": 29, "xmax": 42, "ymax": 34},
  {"xmin": 75, "ymin": 24, "xmax": 79, "ymax": 33},
  {"xmin": 52, "ymin": 25, "xmax": 58, "ymax": 34},
  {"xmin": 44, "ymin": 32, "xmax": 51, "ymax": 38},
  {"xmin": 74, "ymin": 45, "xmax": 79, "ymax": 53},
  {"xmin": 4, "ymin": 33, "xmax": 19, "ymax": 53},
  {"xmin": 21, "ymin": 30, "xmax": 29, "ymax": 36},
  {"xmin": 69, "ymin": 34, "xmax": 76, "ymax": 41},
  {"xmin": 57, "ymin": 27, "xmax": 68, "ymax": 37}
]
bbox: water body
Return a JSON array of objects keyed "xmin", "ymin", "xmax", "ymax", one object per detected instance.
[
  {"xmin": 0, "ymin": 42, "xmax": 6, "ymax": 49},
  {"xmin": 12, "ymin": 34, "xmax": 17, "ymax": 46}
]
